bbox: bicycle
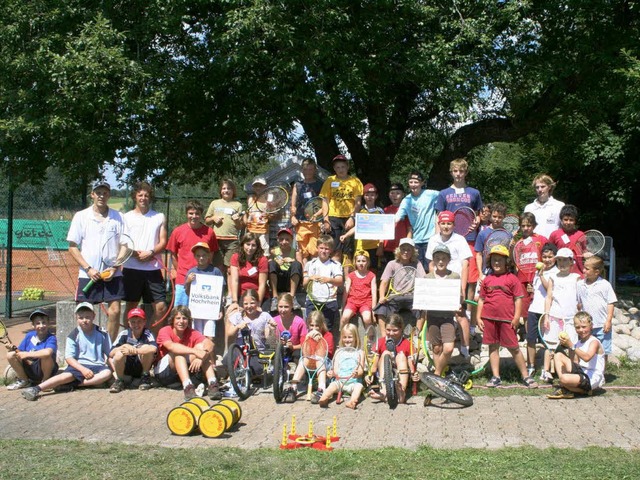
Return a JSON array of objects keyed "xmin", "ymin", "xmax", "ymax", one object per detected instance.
[
  {"xmin": 420, "ymin": 369, "xmax": 474, "ymax": 407},
  {"xmin": 272, "ymin": 330, "xmax": 294, "ymax": 403},
  {"xmin": 382, "ymin": 338, "xmax": 399, "ymax": 409}
]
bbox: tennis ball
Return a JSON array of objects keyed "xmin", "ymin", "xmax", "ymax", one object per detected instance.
[
  {"xmin": 536, "ymin": 262, "xmax": 544, "ymax": 270},
  {"xmin": 558, "ymin": 331, "xmax": 569, "ymax": 340}
]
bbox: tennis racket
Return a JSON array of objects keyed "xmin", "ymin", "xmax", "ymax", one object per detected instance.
[
  {"xmin": 512, "ymin": 237, "xmax": 542, "ymax": 277},
  {"xmin": 537, "ymin": 313, "xmax": 561, "ymax": 350},
  {"xmin": 363, "ymin": 324, "xmax": 378, "ymax": 378},
  {"xmin": 453, "ymin": 206, "xmax": 476, "ymax": 236},
  {"xmin": 418, "ymin": 321, "xmax": 434, "ymax": 372},
  {"xmin": 0, "ymin": 319, "xmax": 16, "ymax": 351},
  {"xmin": 302, "ymin": 336, "xmax": 329, "ymax": 401},
  {"xmin": 254, "ymin": 186, "xmax": 289, "ymax": 214},
  {"xmin": 306, "ymin": 280, "xmax": 332, "ymax": 312},
  {"xmin": 575, "ymin": 229, "xmax": 606, "ymax": 257},
  {"xmin": 374, "ymin": 265, "xmax": 417, "ymax": 309},
  {"xmin": 404, "ymin": 324, "xmax": 419, "ymax": 395},
  {"xmin": 481, "ymin": 228, "xmax": 512, "ymax": 271},
  {"xmin": 302, "ymin": 196, "xmax": 327, "ymax": 223},
  {"xmin": 333, "ymin": 347, "xmax": 360, "ymax": 404},
  {"xmin": 82, "ymin": 233, "xmax": 135, "ymax": 293},
  {"xmin": 502, "ymin": 214, "xmax": 520, "ymax": 236}
]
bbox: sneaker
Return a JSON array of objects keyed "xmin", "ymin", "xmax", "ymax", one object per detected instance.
[
  {"xmin": 270, "ymin": 297, "xmax": 278, "ymax": 312},
  {"xmin": 527, "ymin": 366, "xmax": 535, "ymax": 377},
  {"xmin": 7, "ymin": 378, "xmax": 32, "ymax": 390},
  {"xmin": 486, "ymin": 376, "xmax": 502, "ymax": 388},
  {"xmin": 284, "ymin": 386, "xmax": 297, "ymax": 403},
  {"xmin": 22, "ymin": 386, "xmax": 41, "ymax": 401},
  {"xmin": 293, "ymin": 298, "xmax": 302, "ymax": 310},
  {"xmin": 183, "ymin": 384, "xmax": 197, "ymax": 401},
  {"xmin": 523, "ymin": 376, "xmax": 539, "ymax": 389},
  {"xmin": 540, "ymin": 371, "xmax": 553, "ymax": 383},
  {"xmin": 547, "ymin": 388, "xmax": 575, "ymax": 399},
  {"xmin": 139, "ymin": 373, "xmax": 153, "ymax": 391},
  {"xmin": 208, "ymin": 381, "xmax": 222, "ymax": 400},
  {"xmin": 109, "ymin": 379, "xmax": 125, "ymax": 393},
  {"xmin": 310, "ymin": 389, "xmax": 323, "ymax": 404}
]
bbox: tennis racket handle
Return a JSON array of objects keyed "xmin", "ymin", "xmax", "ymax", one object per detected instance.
[
  {"xmin": 411, "ymin": 363, "xmax": 417, "ymax": 395},
  {"xmin": 307, "ymin": 383, "xmax": 313, "ymax": 401},
  {"xmin": 82, "ymin": 279, "xmax": 96, "ymax": 294}
]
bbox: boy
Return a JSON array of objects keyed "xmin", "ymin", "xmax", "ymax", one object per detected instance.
[
  {"xmin": 474, "ymin": 202, "xmax": 510, "ymax": 279},
  {"xmin": 290, "ymin": 158, "xmax": 326, "ymax": 266},
  {"xmin": 185, "ymin": 242, "xmax": 225, "ymax": 341},
  {"xmin": 108, "ymin": 308, "xmax": 157, "ymax": 393},
  {"xmin": 319, "ymin": 154, "xmax": 363, "ymax": 264},
  {"xmin": 303, "ymin": 234, "xmax": 344, "ymax": 332},
  {"xmin": 22, "ymin": 303, "xmax": 112, "ymax": 401},
  {"xmin": 394, "ymin": 171, "xmax": 439, "ymax": 270},
  {"xmin": 577, "ymin": 255, "xmax": 616, "ymax": 365},
  {"xmin": 524, "ymin": 174, "xmax": 565, "ymax": 239},
  {"xmin": 476, "ymin": 246, "xmax": 537, "ymax": 388},
  {"xmin": 382, "ymin": 183, "xmax": 410, "ymax": 264},
  {"xmin": 155, "ymin": 306, "xmax": 220, "ymax": 400},
  {"xmin": 167, "ymin": 199, "xmax": 219, "ymax": 306},
  {"xmin": 67, "ymin": 180, "xmax": 124, "ymax": 341},
  {"xmin": 549, "ymin": 204, "xmax": 586, "ymax": 274},
  {"xmin": 425, "ymin": 211, "xmax": 473, "ymax": 357},
  {"xmin": 122, "ymin": 180, "xmax": 168, "ymax": 335},
  {"xmin": 244, "ymin": 177, "xmax": 271, "ymax": 254},
  {"xmin": 425, "ymin": 245, "xmax": 461, "ymax": 375},
  {"xmin": 268, "ymin": 228, "xmax": 303, "ymax": 311},
  {"xmin": 6, "ymin": 309, "xmax": 58, "ymax": 390},
  {"xmin": 340, "ymin": 183, "xmax": 385, "ymax": 271}
]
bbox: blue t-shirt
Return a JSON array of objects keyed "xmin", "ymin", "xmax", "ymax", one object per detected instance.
[
  {"xmin": 113, "ymin": 327, "xmax": 157, "ymax": 349},
  {"xmin": 18, "ymin": 330, "xmax": 57, "ymax": 358},
  {"xmin": 435, "ymin": 186, "xmax": 483, "ymax": 242},
  {"xmin": 395, "ymin": 189, "xmax": 439, "ymax": 243},
  {"xmin": 186, "ymin": 265, "xmax": 224, "ymax": 280},
  {"xmin": 66, "ymin": 325, "xmax": 112, "ymax": 367}
]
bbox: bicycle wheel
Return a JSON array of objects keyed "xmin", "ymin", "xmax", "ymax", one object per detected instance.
[
  {"xmin": 383, "ymin": 354, "xmax": 398, "ymax": 409},
  {"xmin": 420, "ymin": 372, "xmax": 474, "ymax": 407},
  {"xmin": 227, "ymin": 344, "xmax": 252, "ymax": 400},
  {"xmin": 272, "ymin": 343, "xmax": 287, "ymax": 403}
]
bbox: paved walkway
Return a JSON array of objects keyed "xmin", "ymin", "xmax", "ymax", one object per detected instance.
[{"xmin": 1, "ymin": 385, "xmax": 639, "ymax": 450}]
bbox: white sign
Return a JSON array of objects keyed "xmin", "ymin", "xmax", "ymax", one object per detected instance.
[
  {"xmin": 189, "ymin": 274, "xmax": 224, "ymax": 320},
  {"xmin": 412, "ymin": 278, "xmax": 461, "ymax": 311},
  {"xmin": 355, "ymin": 213, "xmax": 396, "ymax": 240}
]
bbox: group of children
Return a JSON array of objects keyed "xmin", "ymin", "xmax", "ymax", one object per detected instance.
[{"xmin": 5, "ymin": 158, "xmax": 613, "ymax": 405}]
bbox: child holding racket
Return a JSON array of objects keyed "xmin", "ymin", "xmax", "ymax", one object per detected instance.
[
  {"xmin": 366, "ymin": 314, "xmax": 416, "ymax": 404},
  {"xmin": 476, "ymin": 245, "xmax": 537, "ymax": 388},
  {"xmin": 339, "ymin": 250, "xmax": 377, "ymax": 330},
  {"xmin": 318, "ymin": 324, "xmax": 365, "ymax": 409},
  {"xmin": 474, "ymin": 202, "xmax": 510, "ymax": 280},
  {"xmin": 244, "ymin": 176, "xmax": 272, "ymax": 253},
  {"xmin": 6, "ymin": 309, "xmax": 58, "ymax": 391},
  {"xmin": 22, "ymin": 303, "xmax": 113, "ymax": 401},
  {"xmin": 268, "ymin": 228, "xmax": 303, "ymax": 311},
  {"xmin": 548, "ymin": 312, "xmax": 605, "ymax": 399},
  {"xmin": 542, "ymin": 247, "xmax": 581, "ymax": 382},
  {"xmin": 548, "ymin": 204, "xmax": 587, "ymax": 274},
  {"xmin": 272, "ymin": 293, "xmax": 307, "ymax": 355},
  {"xmin": 285, "ymin": 311, "xmax": 334, "ymax": 403},
  {"xmin": 525, "ymin": 243, "xmax": 557, "ymax": 377},
  {"xmin": 577, "ymin": 256, "xmax": 616, "ymax": 365}
]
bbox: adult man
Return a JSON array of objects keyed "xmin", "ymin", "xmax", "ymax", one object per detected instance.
[
  {"xmin": 524, "ymin": 174, "xmax": 565, "ymax": 239},
  {"xmin": 67, "ymin": 180, "xmax": 124, "ymax": 341},
  {"xmin": 122, "ymin": 181, "xmax": 168, "ymax": 334}
]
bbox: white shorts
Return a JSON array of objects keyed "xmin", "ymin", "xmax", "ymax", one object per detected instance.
[{"xmin": 193, "ymin": 318, "xmax": 217, "ymax": 338}]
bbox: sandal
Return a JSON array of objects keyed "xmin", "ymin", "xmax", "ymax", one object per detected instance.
[{"xmin": 523, "ymin": 376, "xmax": 539, "ymax": 389}]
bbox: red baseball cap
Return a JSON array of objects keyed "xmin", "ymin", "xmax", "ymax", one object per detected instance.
[
  {"xmin": 127, "ymin": 308, "xmax": 147, "ymax": 320},
  {"xmin": 277, "ymin": 227, "xmax": 293, "ymax": 237},
  {"xmin": 363, "ymin": 183, "xmax": 377, "ymax": 193},
  {"xmin": 438, "ymin": 211, "xmax": 454, "ymax": 223},
  {"xmin": 332, "ymin": 154, "xmax": 348, "ymax": 163}
]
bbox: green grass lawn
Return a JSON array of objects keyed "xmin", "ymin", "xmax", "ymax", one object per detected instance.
[{"xmin": 0, "ymin": 441, "xmax": 637, "ymax": 480}]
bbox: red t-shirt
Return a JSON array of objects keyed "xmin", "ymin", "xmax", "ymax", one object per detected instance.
[
  {"xmin": 549, "ymin": 228, "xmax": 585, "ymax": 274},
  {"xmin": 230, "ymin": 253, "xmax": 269, "ymax": 298},
  {"xmin": 347, "ymin": 270, "xmax": 375, "ymax": 302},
  {"xmin": 156, "ymin": 326, "xmax": 205, "ymax": 360},
  {"xmin": 514, "ymin": 234, "xmax": 548, "ymax": 284},
  {"xmin": 479, "ymin": 272, "xmax": 524, "ymax": 322},
  {"xmin": 383, "ymin": 205, "xmax": 410, "ymax": 253},
  {"xmin": 167, "ymin": 223, "xmax": 219, "ymax": 284},
  {"xmin": 375, "ymin": 337, "xmax": 411, "ymax": 357},
  {"xmin": 323, "ymin": 331, "xmax": 335, "ymax": 359}
]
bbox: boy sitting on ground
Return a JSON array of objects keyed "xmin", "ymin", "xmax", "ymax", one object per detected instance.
[
  {"xmin": 108, "ymin": 308, "xmax": 158, "ymax": 393},
  {"xmin": 22, "ymin": 303, "xmax": 112, "ymax": 401},
  {"xmin": 6, "ymin": 309, "xmax": 58, "ymax": 391}
]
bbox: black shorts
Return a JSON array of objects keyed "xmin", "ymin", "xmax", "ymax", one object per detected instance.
[
  {"xmin": 329, "ymin": 217, "xmax": 354, "ymax": 256},
  {"xmin": 122, "ymin": 268, "xmax": 166, "ymax": 303},
  {"xmin": 570, "ymin": 361, "xmax": 593, "ymax": 392},
  {"xmin": 76, "ymin": 276, "xmax": 125, "ymax": 303},
  {"xmin": 374, "ymin": 296, "xmax": 422, "ymax": 321},
  {"xmin": 23, "ymin": 358, "xmax": 59, "ymax": 382},
  {"xmin": 124, "ymin": 355, "xmax": 144, "ymax": 378},
  {"xmin": 64, "ymin": 364, "xmax": 110, "ymax": 386}
]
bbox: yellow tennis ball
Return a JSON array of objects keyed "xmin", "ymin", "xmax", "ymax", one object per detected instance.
[
  {"xmin": 558, "ymin": 331, "xmax": 569, "ymax": 340},
  {"xmin": 536, "ymin": 262, "xmax": 544, "ymax": 270}
]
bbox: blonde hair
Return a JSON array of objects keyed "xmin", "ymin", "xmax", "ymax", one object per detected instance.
[
  {"xmin": 584, "ymin": 256, "xmax": 604, "ymax": 274},
  {"xmin": 449, "ymin": 158, "xmax": 468, "ymax": 171},
  {"xmin": 573, "ymin": 311, "xmax": 593, "ymax": 327},
  {"xmin": 339, "ymin": 324, "xmax": 361, "ymax": 349},
  {"xmin": 276, "ymin": 292, "xmax": 294, "ymax": 307},
  {"xmin": 306, "ymin": 311, "xmax": 328, "ymax": 334},
  {"xmin": 532, "ymin": 174, "xmax": 557, "ymax": 194},
  {"xmin": 394, "ymin": 245, "xmax": 419, "ymax": 263}
]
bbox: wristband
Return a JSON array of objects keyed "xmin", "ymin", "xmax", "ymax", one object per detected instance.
[{"xmin": 84, "ymin": 266, "xmax": 92, "ymax": 273}]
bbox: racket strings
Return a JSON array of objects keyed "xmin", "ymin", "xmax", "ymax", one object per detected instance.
[
  {"xmin": 303, "ymin": 198, "xmax": 324, "ymax": 221},
  {"xmin": 392, "ymin": 269, "xmax": 416, "ymax": 294},
  {"xmin": 453, "ymin": 208, "xmax": 475, "ymax": 235}
]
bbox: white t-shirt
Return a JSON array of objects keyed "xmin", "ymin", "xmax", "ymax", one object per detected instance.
[
  {"xmin": 529, "ymin": 266, "xmax": 558, "ymax": 314},
  {"xmin": 577, "ymin": 335, "xmax": 605, "ymax": 389},
  {"xmin": 549, "ymin": 272, "xmax": 580, "ymax": 319},
  {"xmin": 304, "ymin": 258, "xmax": 343, "ymax": 303},
  {"xmin": 425, "ymin": 233, "xmax": 472, "ymax": 275},
  {"xmin": 524, "ymin": 196, "xmax": 564, "ymax": 238},
  {"xmin": 123, "ymin": 209, "xmax": 165, "ymax": 271},
  {"xmin": 577, "ymin": 277, "xmax": 617, "ymax": 328},
  {"xmin": 67, "ymin": 207, "xmax": 124, "ymax": 279}
]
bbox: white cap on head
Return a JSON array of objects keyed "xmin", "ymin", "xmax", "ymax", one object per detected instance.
[
  {"xmin": 75, "ymin": 302, "xmax": 94, "ymax": 313},
  {"xmin": 556, "ymin": 247, "xmax": 574, "ymax": 259}
]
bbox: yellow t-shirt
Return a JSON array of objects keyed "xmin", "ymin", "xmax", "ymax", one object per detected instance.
[{"xmin": 320, "ymin": 175, "xmax": 363, "ymax": 218}]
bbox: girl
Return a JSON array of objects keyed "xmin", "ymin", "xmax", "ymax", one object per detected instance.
[
  {"xmin": 272, "ymin": 293, "xmax": 307, "ymax": 354},
  {"xmin": 318, "ymin": 324, "xmax": 365, "ymax": 409},
  {"xmin": 548, "ymin": 312, "xmax": 605, "ymax": 399},
  {"xmin": 542, "ymin": 247, "xmax": 580, "ymax": 382},
  {"xmin": 284, "ymin": 311, "xmax": 335, "ymax": 403},
  {"xmin": 226, "ymin": 289, "xmax": 276, "ymax": 376},
  {"xmin": 476, "ymin": 245, "xmax": 537, "ymax": 388},
  {"xmin": 366, "ymin": 314, "xmax": 415, "ymax": 405},
  {"xmin": 526, "ymin": 243, "xmax": 558, "ymax": 378},
  {"xmin": 228, "ymin": 233, "xmax": 269, "ymax": 312},
  {"xmin": 204, "ymin": 179, "xmax": 244, "ymax": 274},
  {"xmin": 339, "ymin": 250, "xmax": 377, "ymax": 330},
  {"xmin": 514, "ymin": 213, "xmax": 548, "ymax": 322}
]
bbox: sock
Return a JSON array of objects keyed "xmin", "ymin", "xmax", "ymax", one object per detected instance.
[
  {"xmin": 460, "ymin": 346, "xmax": 470, "ymax": 357},
  {"xmin": 182, "ymin": 379, "xmax": 193, "ymax": 388},
  {"xmin": 469, "ymin": 325, "xmax": 476, "ymax": 335}
]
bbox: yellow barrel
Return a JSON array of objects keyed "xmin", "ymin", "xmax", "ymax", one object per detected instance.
[
  {"xmin": 199, "ymin": 409, "xmax": 228, "ymax": 438},
  {"xmin": 166, "ymin": 406, "xmax": 197, "ymax": 436}
]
